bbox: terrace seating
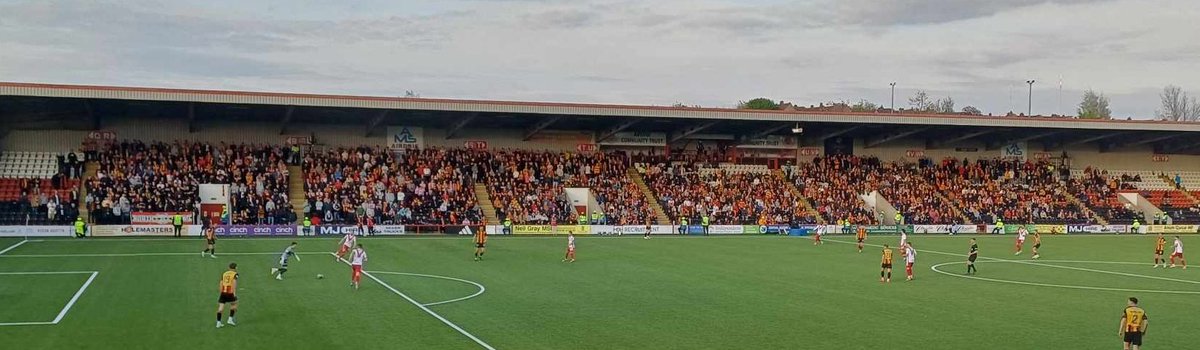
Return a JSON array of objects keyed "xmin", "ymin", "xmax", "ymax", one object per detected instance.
[
  {"xmin": 303, "ymin": 147, "xmax": 483, "ymax": 226},
  {"xmin": 88, "ymin": 141, "xmax": 292, "ymax": 225},
  {"xmin": 1064, "ymin": 167, "xmax": 1142, "ymax": 223},
  {"xmin": 786, "ymin": 156, "xmax": 878, "ymax": 225},
  {"xmin": 0, "ymin": 151, "xmax": 63, "ymax": 179},
  {"xmin": 0, "ymin": 178, "xmax": 80, "ymax": 225},
  {"xmin": 648, "ymin": 161, "xmax": 817, "ymax": 226},
  {"xmin": 484, "ymin": 150, "xmax": 651, "ymax": 225},
  {"xmin": 932, "ymin": 158, "xmax": 1089, "ymax": 224}
]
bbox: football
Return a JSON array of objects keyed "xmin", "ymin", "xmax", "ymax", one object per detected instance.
[{"xmin": 316, "ymin": 274, "xmax": 324, "ymax": 279}]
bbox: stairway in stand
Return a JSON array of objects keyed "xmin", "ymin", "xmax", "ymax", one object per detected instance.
[
  {"xmin": 474, "ymin": 184, "xmax": 500, "ymax": 225},
  {"xmin": 288, "ymin": 165, "xmax": 307, "ymax": 222},
  {"xmin": 1062, "ymin": 190, "xmax": 1109, "ymax": 225},
  {"xmin": 78, "ymin": 161, "xmax": 98, "ymax": 222},
  {"xmin": 773, "ymin": 169, "xmax": 825, "ymax": 225},
  {"xmin": 932, "ymin": 192, "xmax": 973, "ymax": 224},
  {"xmin": 627, "ymin": 168, "xmax": 670, "ymax": 225},
  {"xmin": 1158, "ymin": 174, "xmax": 1200, "ymax": 205}
]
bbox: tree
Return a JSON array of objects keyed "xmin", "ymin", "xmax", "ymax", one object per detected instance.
[
  {"xmin": 935, "ymin": 97, "xmax": 955, "ymax": 114},
  {"xmin": 738, "ymin": 98, "xmax": 780, "ymax": 110},
  {"xmin": 1157, "ymin": 85, "xmax": 1200, "ymax": 122},
  {"xmin": 1077, "ymin": 89, "xmax": 1111, "ymax": 119},
  {"xmin": 404, "ymin": 90, "xmax": 420, "ymax": 98},
  {"xmin": 907, "ymin": 91, "xmax": 957, "ymax": 113},
  {"xmin": 908, "ymin": 90, "xmax": 933, "ymax": 112},
  {"xmin": 962, "ymin": 106, "xmax": 982, "ymax": 115},
  {"xmin": 850, "ymin": 99, "xmax": 878, "ymax": 112}
]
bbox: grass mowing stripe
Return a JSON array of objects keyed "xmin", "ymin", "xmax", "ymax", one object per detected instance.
[
  {"xmin": 52, "ymin": 272, "xmax": 98, "ymax": 324},
  {"xmin": 332, "ymin": 253, "xmax": 496, "ymax": 350},
  {"xmin": 0, "ymin": 239, "xmax": 28, "ymax": 255}
]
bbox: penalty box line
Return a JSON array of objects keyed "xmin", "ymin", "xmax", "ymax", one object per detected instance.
[
  {"xmin": 814, "ymin": 237, "xmax": 1200, "ymax": 285},
  {"xmin": 330, "ymin": 253, "xmax": 496, "ymax": 350},
  {"xmin": 0, "ymin": 271, "xmax": 99, "ymax": 327},
  {"xmin": 0, "ymin": 239, "xmax": 29, "ymax": 255}
]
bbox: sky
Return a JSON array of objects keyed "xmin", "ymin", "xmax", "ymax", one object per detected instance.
[{"xmin": 1, "ymin": 0, "xmax": 1198, "ymax": 119}]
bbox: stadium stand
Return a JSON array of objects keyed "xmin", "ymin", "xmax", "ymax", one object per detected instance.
[
  {"xmin": 931, "ymin": 157, "xmax": 1090, "ymax": 225},
  {"xmin": 484, "ymin": 150, "xmax": 651, "ymax": 225},
  {"xmin": 645, "ymin": 159, "xmax": 817, "ymax": 225},
  {"xmin": 87, "ymin": 141, "xmax": 292, "ymax": 225},
  {"xmin": 786, "ymin": 155, "xmax": 878, "ymax": 225},
  {"xmin": 302, "ymin": 147, "xmax": 483, "ymax": 226},
  {"xmin": 1064, "ymin": 167, "xmax": 1142, "ymax": 223},
  {"xmin": 875, "ymin": 160, "xmax": 962, "ymax": 224},
  {"xmin": 0, "ymin": 151, "xmax": 81, "ymax": 225},
  {"xmin": 1106, "ymin": 169, "xmax": 1200, "ymax": 224}
]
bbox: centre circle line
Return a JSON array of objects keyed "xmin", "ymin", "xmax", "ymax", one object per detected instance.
[{"xmin": 368, "ymin": 271, "xmax": 487, "ymax": 306}]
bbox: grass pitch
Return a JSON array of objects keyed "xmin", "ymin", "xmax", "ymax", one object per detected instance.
[{"xmin": 0, "ymin": 234, "xmax": 1197, "ymax": 349}]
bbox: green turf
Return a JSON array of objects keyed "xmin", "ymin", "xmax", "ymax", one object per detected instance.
[
  {"xmin": 0, "ymin": 234, "xmax": 1196, "ymax": 349},
  {"xmin": 0, "ymin": 273, "xmax": 92, "ymax": 324}
]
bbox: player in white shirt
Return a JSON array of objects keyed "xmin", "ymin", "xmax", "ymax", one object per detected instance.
[
  {"xmin": 904, "ymin": 242, "xmax": 917, "ymax": 281},
  {"xmin": 562, "ymin": 233, "xmax": 576, "ymax": 263},
  {"xmin": 335, "ymin": 232, "xmax": 357, "ymax": 262},
  {"xmin": 1170, "ymin": 236, "xmax": 1187, "ymax": 269},
  {"xmin": 350, "ymin": 244, "xmax": 368, "ymax": 289},
  {"xmin": 812, "ymin": 225, "xmax": 824, "ymax": 246},
  {"xmin": 270, "ymin": 242, "xmax": 299, "ymax": 280},
  {"xmin": 899, "ymin": 229, "xmax": 909, "ymax": 257},
  {"xmin": 1014, "ymin": 227, "xmax": 1028, "ymax": 256}
]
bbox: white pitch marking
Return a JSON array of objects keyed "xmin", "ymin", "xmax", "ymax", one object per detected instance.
[
  {"xmin": 0, "ymin": 321, "xmax": 55, "ymax": 326},
  {"xmin": 0, "ymin": 239, "xmax": 28, "ymax": 255},
  {"xmin": 368, "ymin": 271, "xmax": 487, "ymax": 306},
  {"xmin": 0, "ymin": 271, "xmax": 99, "ymax": 326},
  {"xmin": 930, "ymin": 261, "xmax": 1200, "ymax": 295},
  {"xmin": 52, "ymin": 271, "xmax": 98, "ymax": 324},
  {"xmin": 331, "ymin": 253, "xmax": 495, "ymax": 350}
]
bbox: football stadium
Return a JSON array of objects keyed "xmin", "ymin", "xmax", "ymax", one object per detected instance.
[
  {"xmin": 0, "ymin": 82, "xmax": 1198, "ymax": 349},
  {"xmin": 3, "ymin": 2, "xmax": 1200, "ymax": 349}
]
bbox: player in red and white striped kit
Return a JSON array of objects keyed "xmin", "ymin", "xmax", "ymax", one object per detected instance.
[
  {"xmin": 335, "ymin": 232, "xmax": 357, "ymax": 262},
  {"xmin": 350, "ymin": 244, "xmax": 367, "ymax": 290},
  {"xmin": 1170, "ymin": 236, "xmax": 1187, "ymax": 269},
  {"xmin": 562, "ymin": 233, "xmax": 576, "ymax": 263},
  {"xmin": 904, "ymin": 242, "xmax": 917, "ymax": 281},
  {"xmin": 1014, "ymin": 227, "xmax": 1028, "ymax": 256}
]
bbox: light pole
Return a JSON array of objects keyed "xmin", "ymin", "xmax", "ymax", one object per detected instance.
[
  {"xmin": 1026, "ymin": 80, "xmax": 1035, "ymax": 116},
  {"xmin": 889, "ymin": 82, "xmax": 896, "ymax": 113}
]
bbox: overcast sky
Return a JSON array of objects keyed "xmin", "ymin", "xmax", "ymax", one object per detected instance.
[{"xmin": 2, "ymin": 0, "xmax": 1198, "ymax": 119}]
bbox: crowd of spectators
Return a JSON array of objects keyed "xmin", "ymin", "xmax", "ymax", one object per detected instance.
[
  {"xmin": 930, "ymin": 157, "xmax": 1089, "ymax": 224},
  {"xmin": 787, "ymin": 155, "xmax": 878, "ymax": 225},
  {"xmin": 1065, "ymin": 167, "xmax": 1142, "ymax": 223},
  {"xmin": 302, "ymin": 147, "xmax": 483, "ymax": 227},
  {"xmin": 485, "ymin": 150, "xmax": 651, "ymax": 225},
  {"xmin": 646, "ymin": 161, "xmax": 817, "ymax": 225},
  {"xmin": 0, "ymin": 178, "xmax": 80, "ymax": 225},
  {"xmin": 874, "ymin": 162, "xmax": 962, "ymax": 224},
  {"xmin": 87, "ymin": 141, "xmax": 292, "ymax": 225}
]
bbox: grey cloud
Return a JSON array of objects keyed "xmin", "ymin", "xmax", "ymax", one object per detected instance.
[
  {"xmin": 828, "ymin": 0, "xmax": 1116, "ymax": 26},
  {"xmin": 521, "ymin": 8, "xmax": 601, "ymax": 29},
  {"xmin": 116, "ymin": 47, "xmax": 313, "ymax": 78}
]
